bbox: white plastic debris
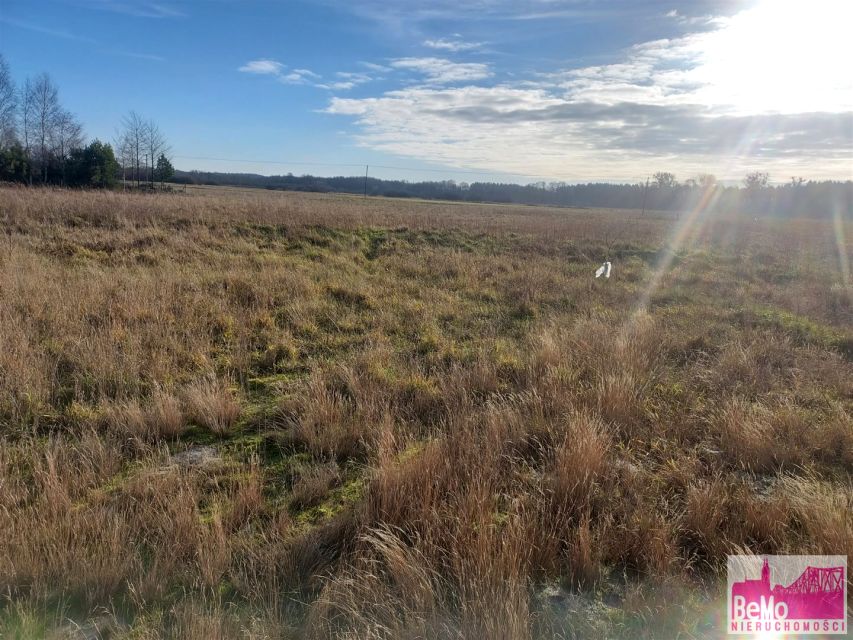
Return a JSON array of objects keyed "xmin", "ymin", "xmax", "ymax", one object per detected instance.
[{"xmin": 595, "ymin": 261, "xmax": 612, "ymax": 279}]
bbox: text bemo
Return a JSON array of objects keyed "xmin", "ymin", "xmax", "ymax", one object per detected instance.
[{"xmin": 733, "ymin": 595, "xmax": 789, "ymax": 620}]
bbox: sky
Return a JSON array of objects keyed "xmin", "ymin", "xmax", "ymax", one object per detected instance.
[{"xmin": 1, "ymin": 0, "xmax": 851, "ymax": 183}]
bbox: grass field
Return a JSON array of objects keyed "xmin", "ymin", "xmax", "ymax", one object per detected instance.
[{"xmin": 0, "ymin": 186, "xmax": 850, "ymax": 639}]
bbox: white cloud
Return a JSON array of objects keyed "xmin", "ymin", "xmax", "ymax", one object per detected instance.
[
  {"xmin": 317, "ymin": 81, "xmax": 355, "ymax": 90},
  {"xmin": 316, "ymin": 72, "xmax": 373, "ymax": 91},
  {"xmin": 338, "ymin": 71, "xmax": 371, "ymax": 81},
  {"xmin": 391, "ymin": 57, "xmax": 492, "ymax": 84},
  {"xmin": 325, "ymin": 84, "xmax": 851, "ymax": 181},
  {"xmin": 325, "ymin": 0, "xmax": 853, "ymax": 181},
  {"xmin": 240, "ymin": 60, "xmax": 324, "ymax": 87},
  {"xmin": 281, "ymin": 69, "xmax": 321, "ymax": 84},
  {"xmin": 424, "ymin": 37, "xmax": 484, "ymax": 52},
  {"xmin": 325, "ymin": 86, "xmax": 614, "ymax": 178},
  {"xmin": 240, "ymin": 59, "xmax": 377, "ymax": 92},
  {"xmin": 238, "ymin": 59, "xmax": 285, "ymax": 75},
  {"xmin": 293, "ymin": 68, "xmax": 320, "ymax": 78},
  {"xmin": 557, "ymin": 1, "xmax": 851, "ymax": 115},
  {"xmin": 360, "ymin": 61, "xmax": 391, "ymax": 72}
]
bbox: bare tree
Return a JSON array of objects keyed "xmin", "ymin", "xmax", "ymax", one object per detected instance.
[
  {"xmin": 20, "ymin": 78, "xmax": 34, "ymax": 184},
  {"xmin": 653, "ymin": 172, "xmax": 678, "ymax": 189},
  {"xmin": 52, "ymin": 109, "xmax": 84, "ymax": 185},
  {"xmin": 743, "ymin": 171, "xmax": 769, "ymax": 190},
  {"xmin": 144, "ymin": 119, "xmax": 169, "ymax": 188},
  {"xmin": 28, "ymin": 74, "xmax": 61, "ymax": 183},
  {"xmin": 0, "ymin": 55, "xmax": 17, "ymax": 147},
  {"xmin": 697, "ymin": 173, "xmax": 717, "ymax": 189},
  {"xmin": 119, "ymin": 111, "xmax": 145, "ymax": 187},
  {"xmin": 114, "ymin": 129, "xmax": 134, "ymax": 187}
]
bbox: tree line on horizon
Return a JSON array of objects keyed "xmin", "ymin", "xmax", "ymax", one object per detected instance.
[
  {"xmin": 0, "ymin": 53, "xmax": 848, "ymax": 217},
  {"xmin": 174, "ymin": 169, "xmax": 852, "ymax": 218},
  {"xmin": 0, "ymin": 54, "xmax": 174, "ymax": 189}
]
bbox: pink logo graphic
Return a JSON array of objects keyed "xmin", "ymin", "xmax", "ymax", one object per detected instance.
[{"xmin": 728, "ymin": 555, "xmax": 847, "ymax": 635}]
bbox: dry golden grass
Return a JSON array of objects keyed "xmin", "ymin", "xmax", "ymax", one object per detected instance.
[
  {"xmin": 184, "ymin": 377, "xmax": 241, "ymax": 436},
  {"xmin": 0, "ymin": 185, "xmax": 850, "ymax": 638},
  {"xmin": 289, "ymin": 462, "xmax": 342, "ymax": 510},
  {"xmin": 101, "ymin": 386, "xmax": 185, "ymax": 442}
]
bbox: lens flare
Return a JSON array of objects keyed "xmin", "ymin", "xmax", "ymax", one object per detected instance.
[{"xmin": 634, "ymin": 183, "xmax": 722, "ymax": 314}]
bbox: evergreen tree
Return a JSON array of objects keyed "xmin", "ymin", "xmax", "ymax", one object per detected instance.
[
  {"xmin": 0, "ymin": 143, "xmax": 29, "ymax": 182},
  {"xmin": 154, "ymin": 153, "xmax": 174, "ymax": 186},
  {"xmin": 67, "ymin": 140, "xmax": 119, "ymax": 188}
]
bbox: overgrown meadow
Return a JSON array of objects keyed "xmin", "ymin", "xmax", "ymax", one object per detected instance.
[{"xmin": 0, "ymin": 186, "xmax": 850, "ymax": 639}]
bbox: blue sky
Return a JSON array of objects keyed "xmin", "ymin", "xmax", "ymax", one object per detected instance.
[{"xmin": 1, "ymin": 0, "xmax": 850, "ymax": 183}]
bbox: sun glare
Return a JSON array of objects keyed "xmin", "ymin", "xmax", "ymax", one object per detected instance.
[{"xmin": 694, "ymin": 0, "xmax": 853, "ymax": 114}]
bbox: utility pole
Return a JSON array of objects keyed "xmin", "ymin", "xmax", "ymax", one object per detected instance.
[
  {"xmin": 640, "ymin": 176, "xmax": 649, "ymax": 216},
  {"xmin": 363, "ymin": 165, "xmax": 369, "ymax": 198}
]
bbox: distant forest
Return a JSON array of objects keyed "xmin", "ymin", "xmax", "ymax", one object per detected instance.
[
  {"xmin": 0, "ymin": 51, "xmax": 849, "ymax": 218},
  {"xmin": 172, "ymin": 169, "xmax": 852, "ymax": 218}
]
